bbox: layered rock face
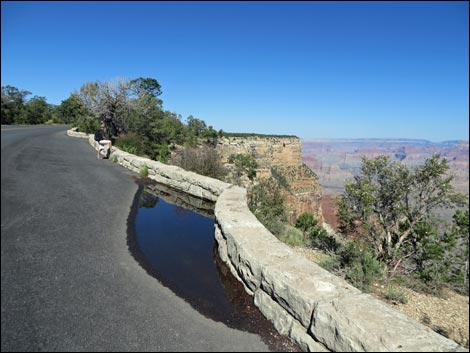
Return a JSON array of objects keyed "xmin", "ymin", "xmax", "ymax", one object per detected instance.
[{"xmin": 217, "ymin": 136, "xmax": 323, "ymax": 225}]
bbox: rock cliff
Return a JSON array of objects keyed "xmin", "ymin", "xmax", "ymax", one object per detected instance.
[{"xmin": 217, "ymin": 136, "xmax": 323, "ymax": 225}]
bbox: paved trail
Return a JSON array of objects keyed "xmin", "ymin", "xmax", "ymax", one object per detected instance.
[{"xmin": 1, "ymin": 125, "xmax": 272, "ymax": 352}]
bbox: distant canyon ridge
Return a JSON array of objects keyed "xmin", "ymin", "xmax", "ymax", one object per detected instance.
[{"xmin": 301, "ymin": 138, "xmax": 469, "ymax": 228}]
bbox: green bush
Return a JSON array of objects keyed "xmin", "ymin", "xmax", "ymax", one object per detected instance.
[
  {"xmin": 339, "ymin": 241, "xmax": 386, "ymax": 292},
  {"xmin": 115, "ymin": 132, "xmax": 145, "ymax": 156},
  {"xmin": 295, "ymin": 213, "xmax": 318, "ymax": 234},
  {"xmin": 271, "ymin": 167, "xmax": 290, "ymax": 191},
  {"xmin": 150, "ymin": 143, "xmax": 171, "ymax": 163},
  {"xmin": 318, "ymin": 253, "xmax": 342, "ymax": 272},
  {"xmin": 278, "ymin": 226, "xmax": 307, "ymax": 246},
  {"xmin": 384, "ymin": 284, "xmax": 408, "ymax": 304},
  {"xmin": 75, "ymin": 116, "xmax": 100, "ymax": 134},
  {"xmin": 229, "ymin": 153, "xmax": 258, "ymax": 181},
  {"xmin": 309, "ymin": 227, "xmax": 339, "ymax": 252},
  {"xmin": 140, "ymin": 165, "xmax": 149, "ymax": 178},
  {"xmin": 248, "ymin": 177, "xmax": 287, "ymax": 236}
]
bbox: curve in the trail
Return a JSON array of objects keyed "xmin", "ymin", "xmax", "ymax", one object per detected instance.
[{"xmin": 0, "ymin": 126, "xmax": 282, "ymax": 352}]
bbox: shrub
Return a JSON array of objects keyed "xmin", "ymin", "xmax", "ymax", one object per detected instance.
[
  {"xmin": 384, "ymin": 284, "xmax": 408, "ymax": 304},
  {"xmin": 309, "ymin": 227, "xmax": 339, "ymax": 252},
  {"xmin": 295, "ymin": 213, "xmax": 318, "ymax": 234},
  {"xmin": 278, "ymin": 226, "xmax": 307, "ymax": 246},
  {"xmin": 171, "ymin": 145, "xmax": 227, "ymax": 180},
  {"xmin": 150, "ymin": 143, "xmax": 171, "ymax": 163},
  {"xmin": 140, "ymin": 165, "xmax": 149, "ymax": 178},
  {"xmin": 339, "ymin": 241, "xmax": 386, "ymax": 292},
  {"xmin": 271, "ymin": 167, "xmax": 290, "ymax": 191},
  {"xmin": 114, "ymin": 132, "xmax": 145, "ymax": 156},
  {"xmin": 229, "ymin": 153, "xmax": 258, "ymax": 181},
  {"xmin": 248, "ymin": 177, "xmax": 287, "ymax": 236},
  {"xmin": 75, "ymin": 116, "xmax": 100, "ymax": 134},
  {"xmin": 318, "ymin": 253, "xmax": 342, "ymax": 272}
]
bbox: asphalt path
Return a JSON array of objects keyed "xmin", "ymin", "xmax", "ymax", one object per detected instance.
[{"xmin": 1, "ymin": 125, "xmax": 272, "ymax": 352}]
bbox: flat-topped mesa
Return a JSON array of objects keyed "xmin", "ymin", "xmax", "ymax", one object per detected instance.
[{"xmin": 217, "ymin": 135, "xmax": 323, "ymax": 225}]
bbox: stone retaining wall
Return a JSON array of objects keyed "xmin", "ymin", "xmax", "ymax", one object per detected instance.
[{"xmin": 68, "ymin": 129, "xmax": 467, "ymax": 352}]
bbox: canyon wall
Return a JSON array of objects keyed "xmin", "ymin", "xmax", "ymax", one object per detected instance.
[{"xmin": 217, "ymin": 136, "xmax": 323, "ymax": 224}]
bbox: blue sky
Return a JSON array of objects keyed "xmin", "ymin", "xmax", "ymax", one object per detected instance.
[{"xmin": 1, "ymin": 1, "xmax": 468, "ymax": 141}]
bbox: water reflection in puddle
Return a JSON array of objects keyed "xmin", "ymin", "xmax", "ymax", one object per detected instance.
[{"xmin": 128, "ymin": 180, "xmax": 299, "ymax": 352}]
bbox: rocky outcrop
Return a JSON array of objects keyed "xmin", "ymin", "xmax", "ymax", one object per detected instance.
[
  {"xmin": 217, "ymin": 136, "xmax": 323, "ymax": 224},
  {"xmin": 278, "ymin": 164, "xmax": 323, "ymax": 225},
  {"xmin": 68, "ymin": 129, "xmax": 467, "ymax": 352},
  {"xmin": 217, "ymin": 136, "xmax": 302, "ymax": 170}
]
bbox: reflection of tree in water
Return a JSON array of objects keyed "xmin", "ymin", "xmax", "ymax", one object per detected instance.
[{"xmin": 140, "ymin": 190, "xmax": 159, "ymax": 208}]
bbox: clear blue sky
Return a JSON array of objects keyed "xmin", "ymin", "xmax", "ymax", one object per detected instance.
[{"xmin": 2, "ymin": 1, "xmax": 468, "ymax": 141}]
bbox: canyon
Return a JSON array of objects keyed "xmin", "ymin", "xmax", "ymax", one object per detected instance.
[{"xmin": 302, "ymin": 139, "xmax": 469, "ymax": 227}]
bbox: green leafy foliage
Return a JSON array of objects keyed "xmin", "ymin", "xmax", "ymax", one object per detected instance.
[
  {"xmin": 339, "ymin": 241, "xmax": 386, "ymax": 292},
  {"xmin": 336, "ymin": 155, "xmax": 469, "ymax": 293},
  {"xmin": 21, "ymin": 96, "xmax": 52, "ymax": 124},
  {"xmin": 446, "ymin": 209, "xmax": 469, "ymax": 293},
  {"xmin": 248, "ymin": 177, "xmax": 287, "ymax": 236},
  {"xmin": 270, "ymin": 167, "xmax": 290, "ymax": 191},
  {"xmin": 229, "ymin": 153, "xmax": 258, "ymax": 181},
  {"xmin": 75, "ymin": 116, "xmax": 101, "ymax": 134},
  {"xmin": 295, "ymin": 213, "xmax": 318, "ymax": 234},
  {"xmin": 309, "ymin": 227, "xmax": 339, "ymax": 252},
  {"xmin": 337, "ymin": 154, "xmax": 462, "ymax": 273},
  {"xmin": 384, "ymin": 284, "xmax": 408, "ymax": 304},
  {"xmin": 1, "ymin": 86, "xmax": 56, "ymax": 125},
  {"xmin": 411, "ymin": 222, "xmax": 448, "ymax": 288},
  {"xmin": 114, "ymin": 132, "xmax": 145, "ymax": 155},
  {"xmin": 140, "ymin": 165, "xmax": 149, "ymax": 178},
  {"xmin": 54, "ymin": 93, "xmax": 90, "ymax": 124},
  {"xmin": 278, "ymin": 226, "xmax": 307, "ymax": 246},
  {"xmin": 1, "ymin": 85, "xmax": 31, "ymax": 124}
]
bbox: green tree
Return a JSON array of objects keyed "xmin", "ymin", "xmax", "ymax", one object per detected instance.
[
  {"xmin": 448, "ymin": 209, "xmax": 469, "ymax": 291},
  {"xmin": 129, "ymin": 77, "xmax": 162, "ymax": 100},
  {"xmin": 186, "ymin": 115, "xmax": 207, "ymax": 140},
  {"xmin": 1, "ymin": 85, "xmax": 31, "ymax": 124},
  {"xmin": 230, "ymin": 153, "xmax": 258, "ymax": 182},
  {"xmin": 411, "ymin": 222, "xmax": 448, "ymax": 287},
  {"xmin": 21, "ymin": 96, "xmax": 52, "ymax": 124},
  {"xmin": 248, "ymin": 177, "xmax": 287, "ymax": 236},
  {"xmin": 337, "ymin": 154, "xmax": 462, "ymax": 275},
  {"xmin": 54, "ymin": 93, "xmax": 89, "ymax": 124}
]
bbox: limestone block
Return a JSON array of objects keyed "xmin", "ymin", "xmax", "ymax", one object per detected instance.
[
  {"xmin": 215, "ymin": 187, "xmax": 295, "ymax": 292},
  {"xmin": 260, "ymin": 256, "xmax": 360, "ymax": 328},
  {"xmin": 254, "ymin": 289, "xmax": 329, "ymax": 352},
  {"xmin": 214, "ymin": 224, "xmax": 253, "ymax": 295},
  {"xmin": 310, "ymin": 293, "xmax": 465, "ymax": 352}
]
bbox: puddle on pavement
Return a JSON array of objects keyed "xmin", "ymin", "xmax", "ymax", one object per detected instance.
[{"xmin": 127, "ymin": 179, "xmax": 299, "ymax": 352}]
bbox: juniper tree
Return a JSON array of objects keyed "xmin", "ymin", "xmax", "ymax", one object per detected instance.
[{"xmin": 337, "ymin": 154, "xmax": 464, "ymax": 276}]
